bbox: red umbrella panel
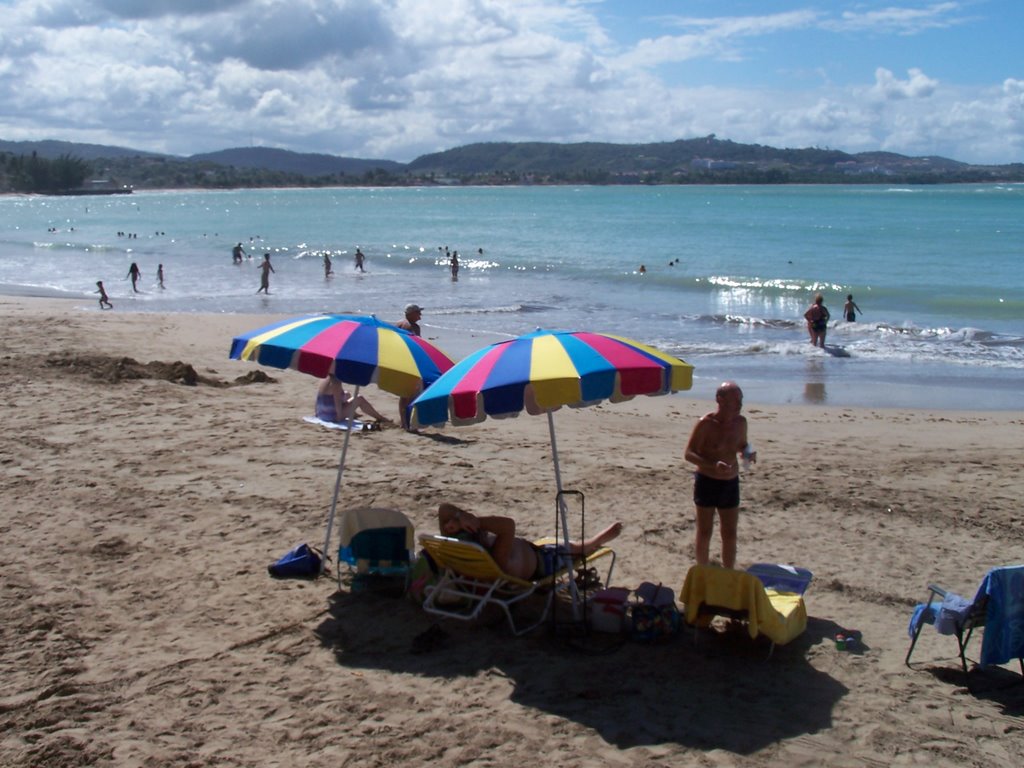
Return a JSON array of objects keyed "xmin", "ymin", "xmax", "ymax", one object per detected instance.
[
  {"xmin": 409, "ymin": 329, "xmax": 693, "ymax": 611},
  {"xmin": 231, "ymin": 314, "xmax": 455, "ymax": 571}
]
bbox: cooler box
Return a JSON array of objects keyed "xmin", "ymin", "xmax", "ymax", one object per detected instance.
[
  {"xmin": 746, "ymin": 563, "xmax": 813, "ymax": 595},
  {"xmin": 588, "ymin": 587, "xmax": 631, "ymax": 633}
]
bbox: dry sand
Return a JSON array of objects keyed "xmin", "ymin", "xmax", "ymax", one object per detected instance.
[{"xmin": 1, "ymin": 296, "xmax": 1022, "ymax": 767}]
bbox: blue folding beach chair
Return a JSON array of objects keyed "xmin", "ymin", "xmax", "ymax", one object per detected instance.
[
  {"xmin": 906, "ymin": 565, "xmax": 1024, "ymax": 680},
  {"xmin": 336, "ymin": 507, "xmax": 415, "ymax": 592}
]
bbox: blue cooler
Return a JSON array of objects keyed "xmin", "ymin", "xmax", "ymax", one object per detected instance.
[{"xmin": 746, "ymin": 563, "xmax": 813, "ymax": 595}]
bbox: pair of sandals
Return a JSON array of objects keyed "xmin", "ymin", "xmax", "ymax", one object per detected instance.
[{"xmin": 574, "ymin": 567, "xmax": 603, "ymax": 591}]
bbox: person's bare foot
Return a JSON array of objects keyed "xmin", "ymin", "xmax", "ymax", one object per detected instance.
[{"xmin": 594, "ymin": 522, "xmax": 623, "ymax": 547}]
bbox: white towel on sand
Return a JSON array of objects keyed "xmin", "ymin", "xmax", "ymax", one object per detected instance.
[{"xmin": 303, "ymin": 416, "xmax": 366, "ymax": 431}]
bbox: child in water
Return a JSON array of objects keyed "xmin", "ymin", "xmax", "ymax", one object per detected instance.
[
  {"xmin": 843, "ymin": 294, "xmax": 862, "ymax": 322},
  {"xmin": 96, "ymin": 281, "xmax": 113, "ymax": 309}
]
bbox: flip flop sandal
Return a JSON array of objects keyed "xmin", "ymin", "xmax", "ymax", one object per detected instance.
[{"xmin": 574, "ymin": 567, "xmax": 602, "ymax": 591}]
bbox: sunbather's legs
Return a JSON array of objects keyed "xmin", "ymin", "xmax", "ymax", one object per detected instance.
[
  {"xmin": 568, "ymin": 521, "xmax": 623, "ymax": 557},
  {"xmin": 341, "ymin": 395, "xmax": 390, "ymax": 423}
]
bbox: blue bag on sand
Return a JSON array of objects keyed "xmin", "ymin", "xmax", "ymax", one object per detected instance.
[{"xmin": 268, "ymin": 543, "xmax": 322, "ymax": 579}]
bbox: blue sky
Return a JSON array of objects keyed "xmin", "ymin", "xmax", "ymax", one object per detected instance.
[{"xmin": 0, "ymin": 0, "xmax": 1021, "ymax": 163}]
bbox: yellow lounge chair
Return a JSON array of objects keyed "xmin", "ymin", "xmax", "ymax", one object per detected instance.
[
  {"xmin": 419, "ymin": 534, "xmax": 615, "ymax": 636},
  {"xmin": 680, "ymin": 564, "xmax": 808, "ymax": 654}
]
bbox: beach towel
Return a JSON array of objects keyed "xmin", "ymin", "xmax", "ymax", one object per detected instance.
[
  {"xmin": 681, "ymin": 565, "xmax": 807, "ymax": 646},
  {"xmin": 303, "ymin": 415, "xmax": 367, "ymax": 431},
  {"xmin": 934, "ymin": 593, "xmax": 974, "ymax": 635},
  {"xmin": 978, "ymin": 566, "xmax": 1024, "ymax": 666}
]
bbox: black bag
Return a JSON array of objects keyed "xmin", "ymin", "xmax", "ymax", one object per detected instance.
[{"xmin": 267, "ymin": 543, "xmax": 322, "ymax": 579}]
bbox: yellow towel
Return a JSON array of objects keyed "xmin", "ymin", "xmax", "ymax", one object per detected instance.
[{"xmin": 680, "ymin": 565, "xmax": 807, "ymax": 645}]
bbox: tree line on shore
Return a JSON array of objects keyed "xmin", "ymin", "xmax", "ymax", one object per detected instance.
[{"xmin": 3, "ymin": 135, "xmax": 1022, "ymax": 193}]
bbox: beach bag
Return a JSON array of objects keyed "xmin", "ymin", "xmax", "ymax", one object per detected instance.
[
  {"xmin": 406, "ymin": 550, "xmax": 440, "ymax": 605},
  {"xmin": 628, "ymin": 582, "xmax": 680, "ymax": 642},
  {"xmin": 629, "ymin": 603, "xmax": 681, "ymax": 642},
  {"xmin": 267, "ymin": 543, "xmax": 322, "ymax": 579}
]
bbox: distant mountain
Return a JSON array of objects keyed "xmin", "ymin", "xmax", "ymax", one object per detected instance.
[
  {"xmin": 188, "ymin": 147, "xmax": 403, "ymax": 176},
  {"xmin": 405, "ymin": 136, "xmax": 972, "ymax": 177},
  {"xmin": 405, "ymin": 136, "xmax": 851, "ymax": 174},
  {"xmin": 0, "ymin": 139, "xmax": 166, "ymax": 161},
  {"xmin": 851, "ymin": 151, "xmax": 966, "ymax": 170},
  {"xmin": 3, "ymin": 135, "xmax": 1021, "ymax": 190}
]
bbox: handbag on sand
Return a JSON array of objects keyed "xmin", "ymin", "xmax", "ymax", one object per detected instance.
[
  {"xmin": 628, "ymin": 582, "xmax": 680, "ymax": 642},
  {"xmin": 267, "ymin": 543, "xmax": 323, "ymax": 579}
]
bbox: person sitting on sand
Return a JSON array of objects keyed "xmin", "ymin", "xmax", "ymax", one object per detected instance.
[
  {"xmin": 437, "ymin": 502, "xmax": 622, "ymax": 581},
  {"xmin": 315, "ymin": 376, "xmax": 390, "ymax": 425}
]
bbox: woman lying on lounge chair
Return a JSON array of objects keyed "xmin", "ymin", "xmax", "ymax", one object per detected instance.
[{"xmin": 437, "ymin": 503, "xmax": 622, "ymax": 581}]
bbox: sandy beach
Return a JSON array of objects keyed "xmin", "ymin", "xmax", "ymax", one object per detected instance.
[{"xmin": 1, "ymin": 296, "xmax": 1022, "ymax": 767}]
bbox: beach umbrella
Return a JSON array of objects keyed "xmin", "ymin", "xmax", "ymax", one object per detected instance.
[
  {"xmin": 409, "ymin": 328, "xmax": 693, "ymax": 606},
  {"xmin": 230, "ymin": 314, "xmax": 455, "ymax": 568}
]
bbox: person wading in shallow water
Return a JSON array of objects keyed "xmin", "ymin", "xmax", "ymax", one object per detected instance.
[
  {"xmin": 257, "ymin": 253, "xmax": 275, "ymax": 294},
  {"xmin": 126, "ymin": 262, "xmax": 142, "ymax": 293},
  {"xmin": 804, "ymin": 293, "xmax": 830, "ymax": 348}
]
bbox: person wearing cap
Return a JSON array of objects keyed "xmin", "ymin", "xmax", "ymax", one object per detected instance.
[
  {"xmin": 396, "ymin": 303, "xmax": 423, "ymax": 430},
  {"xmin": 396, "ymin": 304, "xmax": 422, "ymax": 337}
]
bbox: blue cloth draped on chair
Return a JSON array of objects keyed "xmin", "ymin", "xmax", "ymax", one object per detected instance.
[
  {"xmin": 905, "ymin": 564, "xmax": 1024, "ymax": 675},
  {"xmin": 978, "ymin": 565, "xmax": 1024, "ymax": 666}
]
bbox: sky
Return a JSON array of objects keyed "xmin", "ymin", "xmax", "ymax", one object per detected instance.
[{"xmin": 0, "ymin": 0, "xmax": 1021, "ymax": 164}]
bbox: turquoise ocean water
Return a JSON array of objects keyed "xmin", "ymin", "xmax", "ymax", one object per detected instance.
[{"xmin": 1, "ymin": 184, "xmax": 1021, "ymax": 409}]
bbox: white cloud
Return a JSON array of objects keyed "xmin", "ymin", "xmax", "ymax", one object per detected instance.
[
  {"xmin": 0, "ymin": 1, "xmax": 1019, "ymax": 164},
  {"xmin": 871, "ymin": 67, "xmax": 939, "ymax": 100},
  {"xmin": 833, "ymin": 2, "xmax": 966, "ymax": 35},
  {"xmin": 621, "ymin": 10, "xmax": 820, "ymax": 68}
]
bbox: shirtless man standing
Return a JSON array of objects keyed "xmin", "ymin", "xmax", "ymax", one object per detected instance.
[
  {"xmin": 437, "ymin": 503, "xmax": 622, "ymax": 581},
  {"xmin": 684, "ymin": 381, "xmax": 756, "ymax": 569},
  {"xmin": 396, "ymin": 304, "xmax": 423, "ymax": 431}
]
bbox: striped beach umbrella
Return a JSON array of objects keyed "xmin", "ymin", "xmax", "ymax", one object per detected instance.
[
  {"xmin": 410, "ymin": 329, "xmax": 692, "ymax": 610},
  {"xmin": 230, "ymin": 314, "xmax": 455, "ymax": 570},
  {"xmin": 229, "ymin": 313, "xmax": 453, "ymax": 398},
  {"xmin": 410, "ymin": 328, "xmax": 692, "ymax": 428}
]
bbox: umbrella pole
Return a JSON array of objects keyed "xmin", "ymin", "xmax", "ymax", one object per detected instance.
[
  {"xmin": 548, "ymin": 411, "xmax": 582, "ymax": 620},
  {"xmin": 321, "ymin": 385, "xmax": 359, "ymax": 574}
]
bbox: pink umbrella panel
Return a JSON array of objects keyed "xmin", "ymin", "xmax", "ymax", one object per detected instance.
[
  {"xmin": 230, "ymin": 314, "xmax": 455, "ymax": 572},
  {"xmin": 410, "ymin": 328, "xmax": 693, "ymax": 427},
  {"xmin": 409, "ymin": 328, "xmax": 693, "ymax": 612}
]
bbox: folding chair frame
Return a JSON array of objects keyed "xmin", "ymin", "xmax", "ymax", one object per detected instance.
[
  {"xmin": 691, "ymin": 602, "xmax": 778, "ymax": 659},
  {"xmin": 419, "ymin": 535, "xmax": 615, "ymax": 636},
  {"xmin": 905, "ymin": 583, "xmax": 997, "ymax": 675}
]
